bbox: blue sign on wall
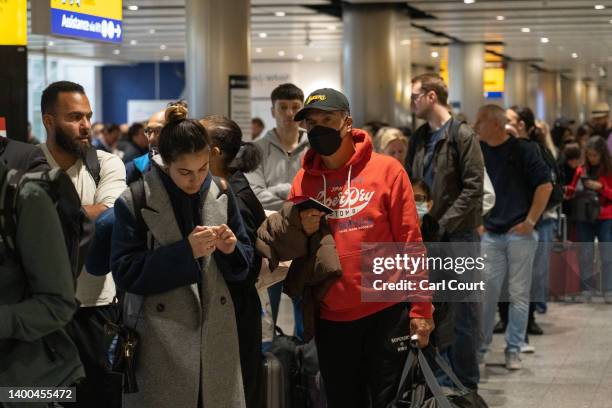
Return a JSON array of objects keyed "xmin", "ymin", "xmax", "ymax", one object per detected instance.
[
  {"xmin": 50, "ymin": 8, "xmax": 122, "ymax": 43},
  {"xmin": 485, "ymin": 91, "xmax": 503, "ymax": 99}
]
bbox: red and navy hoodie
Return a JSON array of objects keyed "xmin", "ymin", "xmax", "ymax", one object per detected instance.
[{"xmin": 289, "ymin": 129, "xmax": 433, "ymax": 322}]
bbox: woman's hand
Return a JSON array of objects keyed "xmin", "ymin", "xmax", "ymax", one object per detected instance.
[
  {"xmin": 584, "ymin": 179, "xmax": 603, "ymax": 192},
  {"xmin": 188, "ymin": 226, "xmax": 217, "ymax": 259},
  {"xmin": 214, "ymin": 224, "xmax": 237, "ymax": 254}
]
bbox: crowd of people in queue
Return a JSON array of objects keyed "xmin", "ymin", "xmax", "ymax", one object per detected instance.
[{"xmin": 2, "ymin": 73, "xmax": 612, "ymax": 408}]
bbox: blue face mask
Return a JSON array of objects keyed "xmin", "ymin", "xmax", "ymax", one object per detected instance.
[{"xmin": 416, "ymin": 201, "xmax": 429, "ymax": 220}]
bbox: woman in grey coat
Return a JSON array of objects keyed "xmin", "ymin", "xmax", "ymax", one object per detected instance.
[{"xmin": 111, "ymin": 101, "xmax": 252, "ymax": 408}]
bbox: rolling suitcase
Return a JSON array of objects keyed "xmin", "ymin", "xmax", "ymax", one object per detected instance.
[
  {"xmin": 549, "ymin": 214, "xmax": 580, "ymax": 299},
  {"xmin": 263, "ymin": 351, "xmax": 288, "ymax": 408}
]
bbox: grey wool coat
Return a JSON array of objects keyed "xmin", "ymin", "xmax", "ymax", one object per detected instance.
[{"xmin": 117, "ymin": 168, "xmax": 246, "ymax": 408}]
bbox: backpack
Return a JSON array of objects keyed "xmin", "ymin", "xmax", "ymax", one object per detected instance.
[{"xmin": 0, "ymin": 163, "xmax": 94, "ymax": 283}]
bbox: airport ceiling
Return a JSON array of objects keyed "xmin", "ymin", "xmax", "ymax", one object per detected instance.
[{"xmin": 26, "ymin": 0, "xmax": 612, "ymax": 85}]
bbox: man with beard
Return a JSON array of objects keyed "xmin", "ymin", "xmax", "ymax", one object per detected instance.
[
  {"xmin": 405, "ymin": 73, "xmax": 485, "ymax": 390},
  {"xmin": 39, "ymin": 81, "xmax": 126, "ymax": 407}
]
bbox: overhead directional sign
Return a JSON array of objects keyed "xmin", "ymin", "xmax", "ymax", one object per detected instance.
[{"xmin": 32, "ymin": 0, "xmax": 123, "ymax": 43}]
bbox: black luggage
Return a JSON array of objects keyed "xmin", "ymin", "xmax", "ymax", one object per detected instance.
[
  {"xmin": 266, "ymin": 326, "xmax": 327, "ymax": 408},
  {"xmin": 263, "ymin": 351, "xmax": 288, "ymax": 408},
  {"xmin": 388, "ymin": 339, "xmax": 488, "ymax": 408}
]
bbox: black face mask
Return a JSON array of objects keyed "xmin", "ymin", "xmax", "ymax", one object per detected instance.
[{"xmin": 307, "ymin": 125, "xmax": 343, "ymax": 156}]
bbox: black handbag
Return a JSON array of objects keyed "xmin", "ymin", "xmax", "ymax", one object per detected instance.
[
  {"xmin": 103, "ymin": 295, "xmax": 145, "ymax": 395},
  {"xmin": 388, "ymin": 343, "xmax": 488, "ymax": 408},
  {"xmin": 569, "ymin": 178, "xmax": 601, "ymax": 223},
  {"xmin": 104, "ymin": 319, "xmax": 140, "ymax": 394}
]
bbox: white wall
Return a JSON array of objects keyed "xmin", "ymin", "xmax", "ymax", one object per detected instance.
[
  {"xmin": 28, "ymin": 54, "xmax": 104, "ymax": 142},
  {"xmin": 251, "ymin": 61, "xmax": 341, "ymax": 135}
]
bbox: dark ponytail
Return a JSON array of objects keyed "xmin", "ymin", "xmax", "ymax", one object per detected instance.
[
  {"xmin": 158, "ymin": 100, "xmax": 210, "ymax": 164},
  {"xmin": 509, "ymin": 105, "xmax": 545, "ymax": 144},
  {"xmin": 200, "ymin": 115, "xmax": 262, "ymax": 174},
  {"xmin": 232, "ymin": 142, "xmax": 262, "ymax": 173}
]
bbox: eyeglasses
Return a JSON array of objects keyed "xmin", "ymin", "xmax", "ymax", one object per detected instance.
[
  {"xmin": 414, "ymin": 194, "xmax": 428, "ymax": 202},
  {"xmin": 144, "ymin": 127, "xmax": 162, "ymax": 136},
  {"xmin": 411, "ymin": 92, "xmax": 426, "ymax": 103}
]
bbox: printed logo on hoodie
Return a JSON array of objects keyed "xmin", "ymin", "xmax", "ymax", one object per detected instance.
[{"xmin": 315, "ymin": 185, "xmax": 375, "ymax": 220}]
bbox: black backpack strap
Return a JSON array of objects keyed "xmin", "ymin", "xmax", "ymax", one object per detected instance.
[
  {"xmin": 84, "ymin": 147, "xmax": 101, "ymax": 187},
  {"xmin": 0, "ymin": 169, "xmax": 24, "ymax": 255},
  {"xmin": 447, "ymin": 117, "xmax": 465, "ymax": 158},
  {"xmin": 129, "ymin": 178, "xmax": 146, "ymax": 231},
  {"xmin": 0, "ymin": 137, "xmax": 7, "ymax": 158}
]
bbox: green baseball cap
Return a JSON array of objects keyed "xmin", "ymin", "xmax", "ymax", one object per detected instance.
[{"xmin": 294, "ymin": 88, "xmax": 350, "ymax": 121}]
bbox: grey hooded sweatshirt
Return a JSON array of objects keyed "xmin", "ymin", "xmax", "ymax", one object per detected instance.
[{"xmin": 245, "ymin": 129, "xmax": 309, "ymax": 211}]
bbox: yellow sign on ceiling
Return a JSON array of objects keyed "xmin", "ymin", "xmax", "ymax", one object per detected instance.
[
  {"xmin": 484, "ymin": 67, "xmax": 505, "ymax": 94},
  {"xmin": 0, "ymin": 0, "xmax": 27, "ymax": 45},
  {"xmin": 439, "ymin": 61, "xmax": 505, "ymax": 95},
  {"xmin": 50, "ymin": 0, "xmax": 122, "ymax": 21}
]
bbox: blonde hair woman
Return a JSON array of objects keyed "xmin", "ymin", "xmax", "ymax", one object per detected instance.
[{"xmin": 375, "ymin": 127, "xmax": 409, "ymax": 164}]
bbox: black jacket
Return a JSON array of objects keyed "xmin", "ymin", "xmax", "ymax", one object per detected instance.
[
  {"xmin": 406, "ymin": 118, "xmax": 484, "ymax": 236},
  {"xmin": 0, "ymin": 164, "xmax": 84, "ymax": 386},
  {"xmin": 0, "ymin": 137, "xmax": 49, "ymax": 172},
  {"xmin": 227, "ymin": 171, "xmax": 266, "ymax": 289},
  {"xmin": 227, "ymin": 171, "xmax": 267, "ymax": 408}
]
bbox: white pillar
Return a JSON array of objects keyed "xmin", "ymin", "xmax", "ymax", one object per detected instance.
[
  {"xmin": 448, "ymin": 43, "xmax": 485, "ymax": 123},
  {"xmin": 561, "ymin": 76, "xmax": 580, "ymax": 122},
  {"xmin": 343, "ymin": 4, "xmax": 402, "ymax": 127},
  {"xmin": 186, "ymin": 0, "xmax": 250, "ymax": 134},
  {"xmin": 535, "ymin": 71, "xmax": 561, "ymax": 125},
  {"xmin": 395, "ymin": 21, "xmax": 412, "ymax": 126},
  {"xmin": 585, "ymin": 80, "xmax": 599, "ymax": 119},
  {"xmin": 504, "ymin": 61, "xmax": 528, "ymax": 108}
]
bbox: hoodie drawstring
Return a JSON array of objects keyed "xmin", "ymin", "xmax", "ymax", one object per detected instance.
[
  {"xmin": 322, "ymin": 165, "xmax": 353, "ymax": 220},
  {"xmin": 347, "ymin": 165, "xmax": 353, "ymax": 219}
]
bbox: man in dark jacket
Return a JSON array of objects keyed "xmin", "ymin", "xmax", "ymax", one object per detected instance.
[
  {"xmin": 406, "ymin": 73, "xmax": 485, "ymax": 390},
  {"xmin": 0, "ymin": 161, "xmax": 84, "ymax": 395},
  {"xmin": 475, "ymin": 105, "xmax": 552, "ymax": 371}
]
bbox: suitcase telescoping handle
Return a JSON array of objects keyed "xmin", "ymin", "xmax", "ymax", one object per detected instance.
[{"xmin": 560, "ymin": 213, "xmax": 567, "ymax": 243}]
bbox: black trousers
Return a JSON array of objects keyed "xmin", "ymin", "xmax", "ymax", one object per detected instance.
[
  {"xmin": 315, "ymin": 303, "xmax": 410, "ymax": 408},
  {"xmin": 229, "ymin": 285, "xmax": 264, "ymax": 408}
]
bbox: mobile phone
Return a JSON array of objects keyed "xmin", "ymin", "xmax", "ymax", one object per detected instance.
[{"xmin": 288, "ymin": 196, "xmax": 334, "ymax": 215}]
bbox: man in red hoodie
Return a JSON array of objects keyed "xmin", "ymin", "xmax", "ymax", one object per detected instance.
[{"xmin": 291, "ymin": 88, "xmax": 434, "ymax": 407}]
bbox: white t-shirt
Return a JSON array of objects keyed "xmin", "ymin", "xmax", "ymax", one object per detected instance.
[{"xmin": 41, "ymin": 143, "xmax": 127, "ymax": 307}]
